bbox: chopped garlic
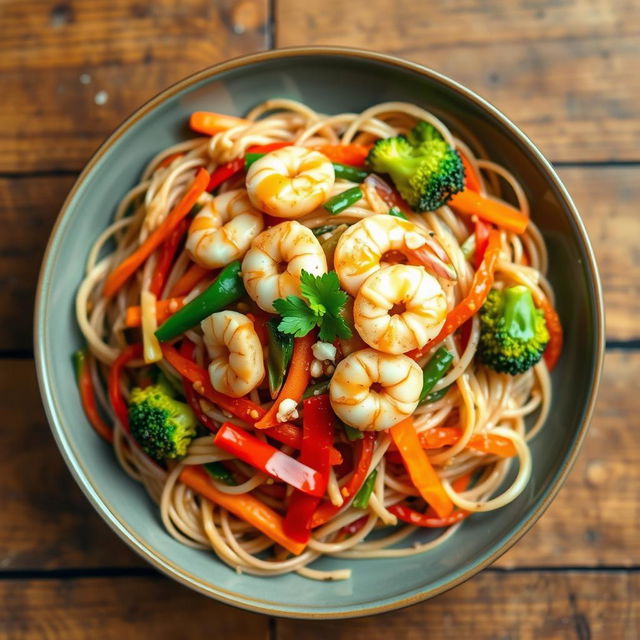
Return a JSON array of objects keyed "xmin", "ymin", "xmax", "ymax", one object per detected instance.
[
  {"xmin": 276, "ymin": 398, "xmax": 299, "ymax": 423},
  {"xmin": 405, "ymin": 231, "xmax": 427, "ymax": 250},
  {"xmin": 312, "ymin": 341, "xmax": 337, "ymax": 363},
  {"xmin": 310, "ymin": 359, "xmax": 324, "ymax": 378}
]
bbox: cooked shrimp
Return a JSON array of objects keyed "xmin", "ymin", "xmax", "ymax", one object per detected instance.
[
  {"xmin": 186, "ymin": 190, "xmax": 264, "ymax": 268},
  {"xmin": 245, "ymin": 146, "xmax": 335, "ymax": 219},
  {"xmin": 241, "ymin": 221, "xmax": 327, "ymax": 312},
  {"xmin": 201, "ymin": 310, "xmax": 265, "ymax": 398},
  {"xmin": 334, "ymin": 214, "xmax": 440, "ymax": 296},
  {"xmin": 330, "ymin": 348, "xmax": 423, "ymax": 431},
  {"xmin": 354, "ymin": 264, "xmax": 447, "ymax": 354}
]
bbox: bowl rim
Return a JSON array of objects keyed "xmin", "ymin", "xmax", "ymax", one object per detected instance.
[{"xmin": 34, "ymin": 45, "xmax": 605, "ymax": 619}]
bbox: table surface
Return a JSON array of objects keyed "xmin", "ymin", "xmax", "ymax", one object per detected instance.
[{"xmin": 1, "ymin": 0, "xmax": 638, "ymax": 637}]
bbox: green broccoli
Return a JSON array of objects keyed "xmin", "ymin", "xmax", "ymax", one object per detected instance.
[
  {"xmin": 478, "ymin": 286, "xmax": 550, "ymax": 375},
  {"xmin": 367, "ymin": 121, "xmax": 465, "ymax": 211},
  {"xmin": 128, "ymin": 382, "xmax": 197, "ymax": 460}
]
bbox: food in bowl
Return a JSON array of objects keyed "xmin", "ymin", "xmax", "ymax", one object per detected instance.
[{"xmin": 73, "ymin": 98, "xmax": 563, "ymax": 581}]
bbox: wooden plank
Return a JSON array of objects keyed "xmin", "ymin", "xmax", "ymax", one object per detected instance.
[
  {"xmin": 0, "ymin": 576, "xmax": 267, "ymax": 639},
  {"xmin": 276, "ymin": 0, "xmax": 640, "ymax": 163},
  {"xmin": 0, "ymin": 0, "xmax": 269, "ymax": 172},
  {"xmin": 1, "ymin": 165, "xmax": 635, "ymax": 353},
  {"xmin": 277, "ymin": 571, "xmax": 639, "ymax": 639},
  {"xmin": 1, "ymin": 350, "xmax": 637, "ymax": 570}
]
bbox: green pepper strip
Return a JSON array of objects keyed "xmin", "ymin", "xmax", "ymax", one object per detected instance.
[
  {"xmin": 204, "ymin": 462, "xmax": 237, "ymax": 485},
  {"xmin": 302, "ymin": 379, "xmax": 330, "ymax": 399},
  {"xmin": 155, "ymin": 260, "xmax": 245, "ymax": 341},
  {"xmin": 244, "ymin": 152, "xmax": 264, "ymax": 169},
  {"xmin": 323, "ymin": 186, "xmax": 363, "ymax": 215},
  {"xmin": 422, "ymin": 385, "xmax": 452, "ymax": 404},
  {"xmin": 388, "ymin": 206, "xmax": 408, "ymax": 220},
  {"xmin": 332, "ymin": 163, "xmax": 368, "ymax": 182},
  {"xmin": 266, "ymin": 318, "xmax": 294, "ymax": 399},
  {"xmin": 352, "ymin": 469, "xmax": 378, "ymax": 509},
  {"xmin": 343, "ymin": 423, "xmax": 364, "ymax": 441},
  {"xmin": 312, "ymin": 225, "xmax": 338, "ymax": 237},
  {"xmin": 418, "ymin": 347, "xmax": 454, "ymax": 404}
]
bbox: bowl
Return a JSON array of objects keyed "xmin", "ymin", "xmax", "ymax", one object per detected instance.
[{"xmin": 35, "ymin": 46, "xmax": 604, "ymax": 618}]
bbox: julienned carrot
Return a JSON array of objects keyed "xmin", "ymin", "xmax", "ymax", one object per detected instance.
[
  {"xmin": 103, "ymin": 169, "xmax": 210, "ymax": 298},
  {"xmin": 411, "ymin": 229, "xmax": 501, "ymax": 360},
  {"xmin": 168, "ymin": 263, "xmax": 212, "ymax": 298},
  {"xmin": 161, "ymin": 342, "xmax": 342, "ymax": 464},
  {"xmin": 390, "ymin": 417, "xmax": 453, "ymax": 519},
  {"xmin": 535, "ymin": 294, "xmax": 563, "ymax": 371},
  {"xmin": 419, "ymin": 427, "xmax": 516, "ymax": 457},
  {"xmin": 315, "ymin": 144, "xmax": 371, "ymax": 167},
  {"xmin": 125, "ymin": 297, "xmax": 186, "ymax": 328},
  {"xmin": 108, "ymin": 343, "xmax": 143, "ymax": 431},
  {"xmin": 158, "ymin": 152, "xmax": 183, "ymax": 169},
  {"xmin": 458, "ymin": 150, "xmax": 482, "ymax": 193},
  {"xmin": 254, "ymin": 332, "xmax": 315, "ymax": 430},
  {"xmin": 179, "ymin": 465, "xmax": 305, "ymax": 556},
  {"xmin": 73, "ymin": 350, "xmax": 113, "ymax": 443},
  {"xmin": 189, "ymin": 112, "xmax": 247, "ymax": 136},
  {"xmin": 149, "ymin": 218, "xmax": 189, "ymax": 297},
  {"xmin": 449, "ymin": 189, "xmax": 528, "ymax": 235}
]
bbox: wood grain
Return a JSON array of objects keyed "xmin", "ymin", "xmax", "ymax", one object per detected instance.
[
  {"xmin": 0, "ymin": 576, "xmax": 266, "ymax": 639},
  {"xmin": 0, "ymin": 165, "xmax": 634, "ymax": 353},
  {"xmin": 277, "ymin": 571, "xmax": 639, "ymax": 639},
  {"xmin": 1, "ymin": 351, "xmax": 637, "ymax": 570},
  {"xmin": 276, "ymin": 0, "xmax": 640, "ymax": 163},
  {"xmin": 0, "ymin": 0, "xmax": 268, "ymax": 173}
]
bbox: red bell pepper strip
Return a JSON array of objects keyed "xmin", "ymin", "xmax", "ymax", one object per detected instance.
[
  {"xmin": 162, "ymin": 342, "xmax": 342, "ymax": 463},
  {"xmin": 254, "ymin": 333, "xmax": 315, "ymax": 430},
  {"xmin": 410, "ymin": 229, "xmax": 501, "ymax": 360},
  {"xmin": 284, "ymin": 395, "xmax": 335, "ymax": 543},
  {"xmin": 390, "ymin": 417, "xmax": 453, "ymax": 518},
  {"xmin": 206, "ymin": 158, "xmax": 244, "ymax": 192},
  {"xmin": 311, "ymin": 431, "xmax": 376, "ymax": 528},
  {"xmin": 247, "ymin": 142, "xmax": 292, "ymax": 154},
  {"xmin": 108, "ymin": 343, "xmax": 143, "ymax": 431},
  {"xmin": 103, "ymin": 169, "xmax": 209, "ymax": 298},
  {"xmin": 149, "ymin": 218, "xmax": 188, "ymax": 297},
  {"xmin": 341, "ymin": 515, "xmax": 368, "ymax": 536},
  {"xmin": 214, "ymin": 423, "xmax": 327, "ymax": 498},
  {"xmin": 474, "ymin": 218, "xmax": 491, "ymax": 270},
  {"xmin": 180, "ymin": 465, "xmax": 305, "ymax": 556},
  {"xmin": 73, "ymin": 350, "xmax": 113, "ymax": 443},
  {"xmin": 535, "ymin": 295, "xmax": 563, "ymax": 371}
]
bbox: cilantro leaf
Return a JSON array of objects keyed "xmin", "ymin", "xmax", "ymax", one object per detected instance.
[
  {"xmin": 318, "ymin": 313, "xmax": 352, "ymax": 341},
  {"xmin": 273, "ymin": 297, "xmax": 317, "ymax": 337},
  {"xmin": 300, "ymin": 271, "xmax": 348, "ymax": 317}
]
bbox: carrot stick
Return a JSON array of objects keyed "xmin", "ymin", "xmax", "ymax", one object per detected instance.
[
  {"xmin": 189, "ymin": 112, "xmax": 247, "ymax": 136},
  {"xmin": 458, "ymin": 150, "xmax": 482, "ymax": 193},
  {"xmin": 390, "ymin": 417, "xmax": 453, "ymax": 518},
  {"xmin": 179, "ymin": 465, "xmax": 306, "ymax": 556},
  {"xmin": 449, "ymin": 189, "xmax": 528, "ymax": 235},
  {"xmin": 254, "ymin": 332, "xmax": 315, "ymax": 430},
  {"xmin": 315, "ymin": 144, "xmax": 372, "ymax": 167},
  {"xmin": 125, "ymin": 297, "xmax": 186, "ymax": 328},
  {"xmin": 103, "ymin": 168, "xmax": 209, "ymax": 298},
  {"xmin": 168, "ymin": 263, "xmax": 212, "ymax": 298}
]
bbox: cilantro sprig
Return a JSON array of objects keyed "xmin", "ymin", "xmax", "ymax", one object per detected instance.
[{"xmin": 273, "ymin": 270, "xmax": 352, "ymax": 342}]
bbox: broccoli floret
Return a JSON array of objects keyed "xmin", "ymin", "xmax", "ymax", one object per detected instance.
[
  {"xmin": 478, "ymin": 286, "xmax": 550, "ymax": 375},
  {"xmin": 367, "ymin": 121, "xmax": 465, "ymax": 211},
  {"xmin": 128, "ymin": 383, "xmax": 197, "ymax": 460}
]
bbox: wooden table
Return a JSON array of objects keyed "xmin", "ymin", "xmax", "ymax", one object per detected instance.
[{"xmin": 1, "ymin": 1, "xmax": 638, "ymax": 636}]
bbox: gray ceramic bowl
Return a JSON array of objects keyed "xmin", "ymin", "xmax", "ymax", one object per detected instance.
[{"xmin": 35, "ymin": 47, "xmax": 604, "ymax": 618}]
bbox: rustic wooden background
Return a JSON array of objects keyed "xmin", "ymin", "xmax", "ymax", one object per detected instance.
[{"xmin": 1, "ymin": 0, "xmax": 638, "ymax": 637}]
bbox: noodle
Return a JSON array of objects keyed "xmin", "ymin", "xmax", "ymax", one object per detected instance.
[{"xmin": 75, "ymin": 99, "xmax": 556, "ymax": 581}]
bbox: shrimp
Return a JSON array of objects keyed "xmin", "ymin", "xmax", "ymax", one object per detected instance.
[
  {"xmin": 201, "ymin": 310, "xmax": 265, "ymax": 398},
  {"xmin": 329, "ymin": 348, "xmax": 423, "ymax": 431},
  {"xmin": 241, "ymin": 220, "xmax": 327, "ymax": 312},
  {"xmin": 186, "ymin": 189, "xmax": 264, "ymax": 268},
  {"xmin": 334, "ymin": 214, "xmax": 445, "ymax": 296},
  {"xmin": 353, "ymin": 264, "xmax": 447, "ymax": 354},
  {"xmin": 245, "ymin": 146, "xmax": 335, "ymax": 219}
]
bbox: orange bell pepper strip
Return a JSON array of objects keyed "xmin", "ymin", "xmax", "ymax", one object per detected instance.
[
  {"xmin": 189, "ymin": 112, "xmax": 247, "ymax": 136},
  {"xmin": 449, "ymin": 189, "xmax": 528, "ymax": 235},
  {"xmin": 168, "ymin": 263, "xmax": 212, "ymax": 298},
  {"xmin": 314, "ymin": 144, "xmax": 372, "ymax": 167},
  {"xmin": 458, "ymin": 150, "xmax": 482, "ymax": 193},
  {"xmin": 389, "ymin": 417, "xmax": 453, "ymax": 519},
  {"xmin": 179, "ymin": 465, "xmax": 305, "ymax": 556},
  {"xmin": 103, "ymin": 169, "xmax": 209, "ymax": 298},
  {"xmin": 254, "ymin": 332, "xmax": 315, "ymax": 430}
]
